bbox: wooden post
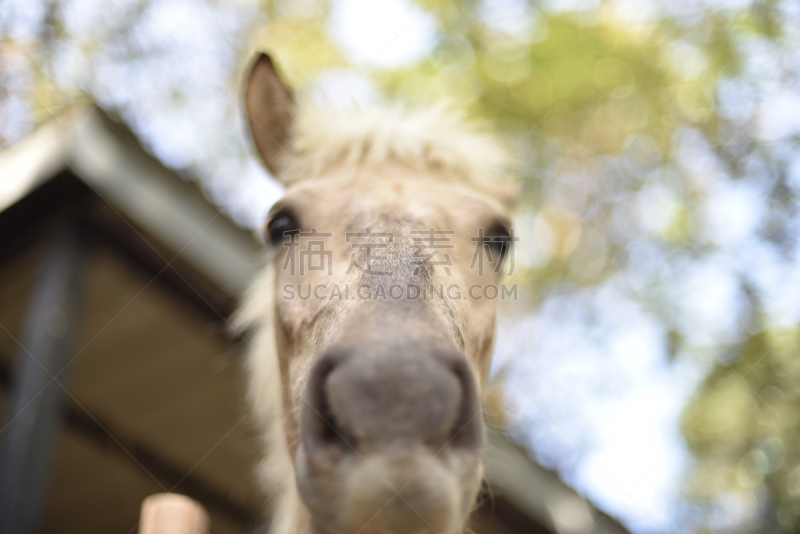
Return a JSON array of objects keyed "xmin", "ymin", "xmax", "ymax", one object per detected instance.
[
  {"xmin": 0, "ymin": 220, "xmax": 90, "ymax": 534},
  {"xmin": 139, "ymin": 493, "xmax": 210, "ymax": 534}
]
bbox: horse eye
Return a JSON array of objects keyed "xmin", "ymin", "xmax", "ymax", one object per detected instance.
[
  {"xmin": 266, "ymin": 210, "xmax": 300, "ymax": 245},
  {"xmin": 484, "ymin": 224, "xmax": 513, "ymax": 262}
]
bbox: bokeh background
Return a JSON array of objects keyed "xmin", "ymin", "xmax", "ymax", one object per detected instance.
[{"xmin": 2, "ymin": 0, "xmax": 799, "ymax": 532}]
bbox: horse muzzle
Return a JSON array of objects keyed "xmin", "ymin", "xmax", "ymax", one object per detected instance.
[{"xmin": 295, "ymin": 311, "xmax": 484, "ymax": 534}]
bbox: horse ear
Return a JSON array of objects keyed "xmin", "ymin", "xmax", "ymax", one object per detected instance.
[{"xmin": 245, "ymin": 53, "xmax": 295, "ymax": 179}]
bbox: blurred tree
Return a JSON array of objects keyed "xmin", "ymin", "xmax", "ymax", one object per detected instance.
[
  {"xmin": 682, "ymin": 324, "xmax": 800, "ymax": 532},
  {"xmin": 1, "ymin": 0, "xmax": 799, "ymax": 531}
]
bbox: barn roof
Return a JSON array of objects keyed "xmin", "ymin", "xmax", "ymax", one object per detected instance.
[{"xmin": 0, "ymin": 106, "xmax": 628, "ymax": 534}]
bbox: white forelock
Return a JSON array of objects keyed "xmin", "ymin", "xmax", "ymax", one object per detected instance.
[{"xmin": 283, "ymin": 103, "xmax": 511, "ymax": 186}]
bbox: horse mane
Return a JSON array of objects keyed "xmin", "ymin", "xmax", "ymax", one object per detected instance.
[
  {"xmin": 283, "ymin": 103, "xmax": 511, "ymax": 187},
  {"xmin": 233, "ymin": 262, "xmax": 305, "ymax": 532}
]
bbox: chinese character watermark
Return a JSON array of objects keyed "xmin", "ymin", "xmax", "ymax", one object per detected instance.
[
  {"xmin": 346, "ymin": 229, "xmax": 394, "ymax": 276},
  {"xmin": 411, "ymin": 228, "xmax": 454, "ymax": 276},
  {"xmin": 470, "ymin": 227, "xmax": 517, "ymax": 275},
  {"xmin": 282, "ymin": 228, "xmax": 332, "ymax": 275}
]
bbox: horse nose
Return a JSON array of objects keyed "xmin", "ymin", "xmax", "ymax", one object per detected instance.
[{"xmin": 301, "ymin": 344, "xmax": 483, "ymax": 457}]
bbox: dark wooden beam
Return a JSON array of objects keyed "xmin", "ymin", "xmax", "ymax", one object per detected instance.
[{"xmin": 0, "ymin": 219, "xmax": 91, "ymax": 534}]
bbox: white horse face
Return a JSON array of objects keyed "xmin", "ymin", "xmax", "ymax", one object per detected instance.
[{"xmin": 243, "ymin": 54, "xmax": 513, "ymax": 534}]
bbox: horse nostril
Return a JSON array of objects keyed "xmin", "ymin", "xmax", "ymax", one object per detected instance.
[
  {"xmin": 302, "ymin": 351, "xmax": 357, "ymax": 454},
  {"xmin": 446, "ymin": 355, "xmax": 483, "ymax": 453},
  {"xmin": 317, "ymin": 383, "xmax": 344, "ymax": 444}
]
